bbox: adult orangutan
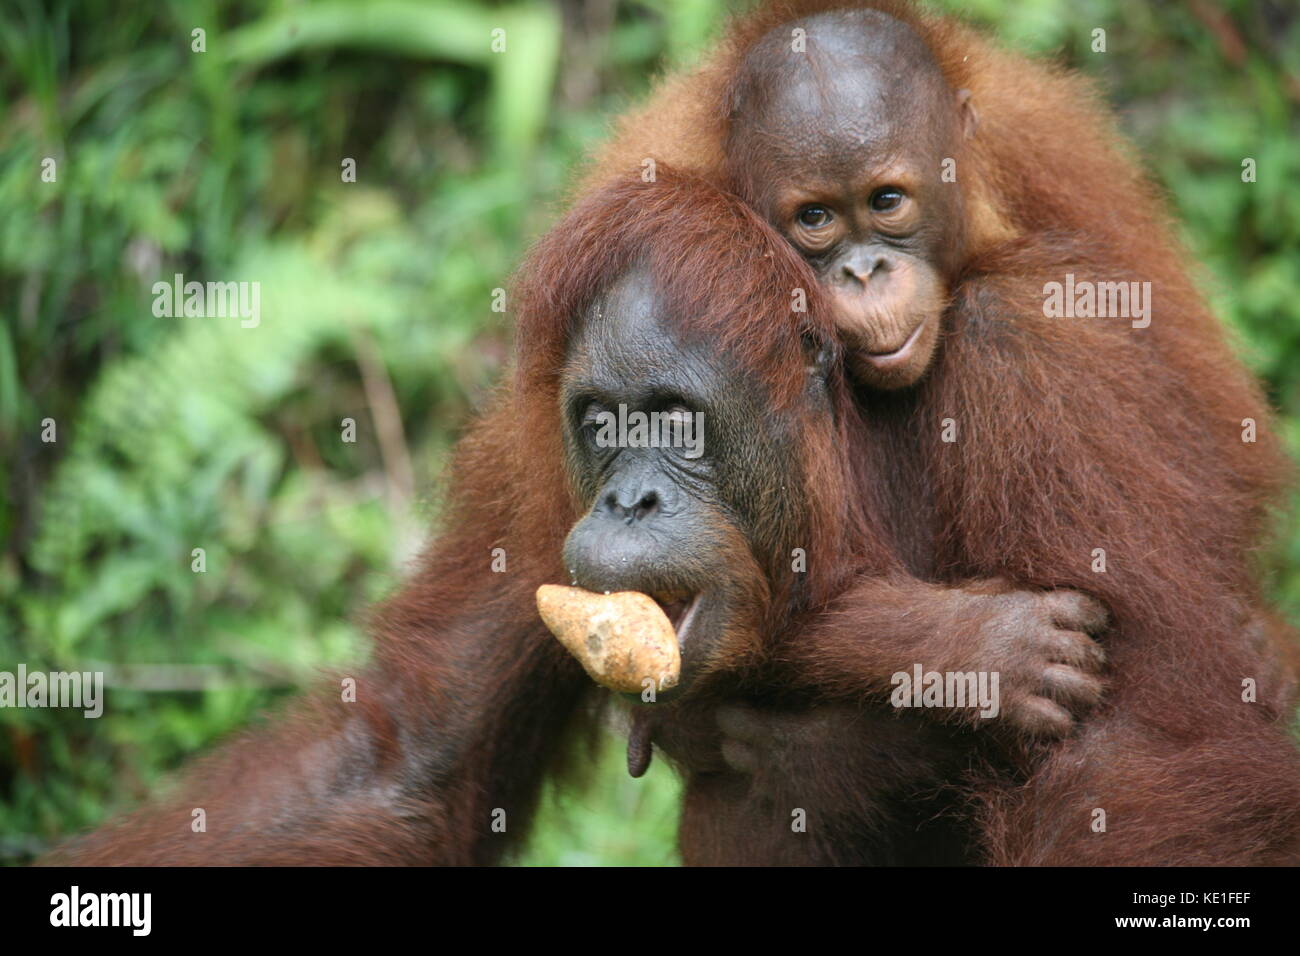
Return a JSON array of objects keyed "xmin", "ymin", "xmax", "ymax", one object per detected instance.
[
  {"xmin": 50, "ymin": 172, "xmax": 1033, "ymax": 865},
  {"xmin": 581, "ymin": 0, "xmax": 1300, "ymax": 864}
]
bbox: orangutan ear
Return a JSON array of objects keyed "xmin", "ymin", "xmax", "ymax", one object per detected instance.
[{"xmin": 956, "ymin": 88, "xmax": 979, "ymax": 139}]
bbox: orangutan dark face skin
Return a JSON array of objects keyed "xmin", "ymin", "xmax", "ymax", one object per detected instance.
[
  {"xmin": 727, "ymin": 10, "xmax": 977, "ymax": 389},
  {"xmin": 558, "ymin": 265, "xmax": 832, "ymax": 701}
]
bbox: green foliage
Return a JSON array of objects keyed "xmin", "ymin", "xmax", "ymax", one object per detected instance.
[
  {"xmin": 517, "ymin": 734, "xmax": 684, "ymax": 866},
  {"xmin": 1, "ymin": 0, "xmax": 1297, "ymax": 865}
]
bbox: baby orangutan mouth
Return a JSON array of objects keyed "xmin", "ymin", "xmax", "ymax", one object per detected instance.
[{"xmin": 864, "ymin": 319, "xmax": 925, "ymax": 365}]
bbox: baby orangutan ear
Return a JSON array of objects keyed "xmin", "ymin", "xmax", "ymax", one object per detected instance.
[
  {"xmin": 956, "ymin": 88, "xmax": 979, "ymax": 139},
  {"xmin": 802, "ymin": 331, "xmax": 838, "ymax": 382}
]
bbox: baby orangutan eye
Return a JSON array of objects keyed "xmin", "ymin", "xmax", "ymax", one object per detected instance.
[
  {"xmin": 870, "ymin": 188, "xmax": 905, "ymax": 213},
  {"xmin": 797, "ymin": 205, "xmax": 833, "ymax": 229}
]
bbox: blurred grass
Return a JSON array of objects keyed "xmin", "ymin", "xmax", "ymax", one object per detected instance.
[{"xmin": 0, "ymin": 0, "xmax": 1297, "ymax": 865}]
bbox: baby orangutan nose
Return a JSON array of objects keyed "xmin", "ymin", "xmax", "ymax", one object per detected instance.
[{"xmin": 841, "ymin": 253, "xmax": 890, "ymax": 287}]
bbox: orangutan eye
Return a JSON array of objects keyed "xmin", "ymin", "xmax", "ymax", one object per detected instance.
[
  {"xmin": 578, "ymin": 401, "xmax": 611, "ymax": 447},
  {"xmin": 663, "ymin": 404, "xmax": 694, "ymax": 436},
  {"xmin": 797, "ymin": 205, "xmax": 833, "ymax": 229},
  {"xmin": 870, "ymin": 188, "xmax": 905, "ymax": 212}
]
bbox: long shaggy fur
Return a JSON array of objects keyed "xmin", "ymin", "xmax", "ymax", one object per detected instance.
[
  {"xmin": 48, "ymin": 1, "xmax": 1300, "ymax": 867},
  {"xmin": 579, "ymin": 0, "xmax": 1300, "ymax": 865}
]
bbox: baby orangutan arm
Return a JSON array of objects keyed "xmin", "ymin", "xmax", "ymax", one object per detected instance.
[{"xmin": 777, "ymin": 575, "xmax": 1109, "ymax": 740}]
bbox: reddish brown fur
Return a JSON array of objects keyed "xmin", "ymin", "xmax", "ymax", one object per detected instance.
[
  {"xmin": 46, "ymin": 1, "xmax": 1300, "ymax": 866},
  {"xmin": 579, "ymin": 0, "xmax": 1300, "ymax": 864},
  {"xmin": 48, "ymin": 172, "xmax": 923, "ymax": 866}
]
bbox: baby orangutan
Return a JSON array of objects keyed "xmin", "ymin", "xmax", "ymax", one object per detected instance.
[
  {"xmin": 725, "ymin": 7, "xmax": 974, "ymax": 390},
  {"xmin": 708, "ymin": 9, "xmax": 1110, "ymax": 739}
]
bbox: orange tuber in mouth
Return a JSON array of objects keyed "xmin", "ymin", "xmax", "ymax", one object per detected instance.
[{"xmin": 536, "ymin": 585, "xmax": 684, "ymax": 692}]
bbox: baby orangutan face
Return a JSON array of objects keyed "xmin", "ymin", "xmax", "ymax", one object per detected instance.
[{"xmin": 727, "ymin": 10, "xmax": 976, "ymax": 390}]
